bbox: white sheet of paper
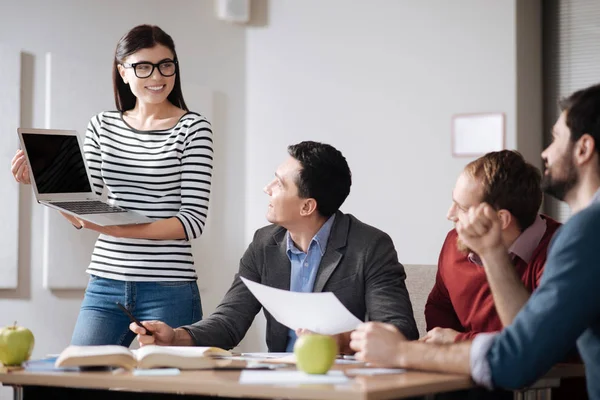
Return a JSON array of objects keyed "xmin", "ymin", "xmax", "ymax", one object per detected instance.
[
  {"xmin": 228, "ymin": 353, "xmax": 296, "ymax": 363},
  {"xmin": 345, "ymin": 368, "xmax": 406, "ymax": 376},
  {"xmin": 334, "ymin": 358, "xmax": 365, "ymax": 365},
  {"xmin": 241, "ymin": 277, "xmax": 363, "ymax": 335},
  {"xmin": 240, "ymin": 352, "xmax": 292, "ymax": 359},
  {"xmin": 133, "ymin": 368, "xmax": 181, "ymax": 376},
  {"xmin": 239, "ymin": 370, "xmax": 350, "ymax": 385},
  {"xmin": 234, "ymin": 353, "xmax": 363, "ymax": 366}
]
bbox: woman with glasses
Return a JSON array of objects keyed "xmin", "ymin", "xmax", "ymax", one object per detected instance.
[{"xmin": 11, "ymin": 25, "xmax": 211, "ymax": 346}]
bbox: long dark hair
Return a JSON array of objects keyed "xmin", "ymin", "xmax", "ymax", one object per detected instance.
[{"xmin": 113, "ymin": 25, "xmax": 188, "ymax": 112}]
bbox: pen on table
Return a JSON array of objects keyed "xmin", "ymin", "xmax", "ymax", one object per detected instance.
[{"xmin": 116, "ymin": 302, "xmax": 153, "ymax": 336}]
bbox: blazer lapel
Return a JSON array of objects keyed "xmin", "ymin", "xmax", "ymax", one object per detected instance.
[
  {"xmin": 313, "ymin": 211, "xmax": 348, "ymax": 292},
  {"xmin": 265, "ymin": 228, "xmax": 291, "ymax": 351},
  {"xmin": 264, "ymin": 228, "xmax": 291, "ymax": 291}
]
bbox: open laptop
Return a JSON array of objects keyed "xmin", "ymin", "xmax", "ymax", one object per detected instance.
[{"xmin": 17, "ymin": 128, "xmax": 154, "ymax": 226}]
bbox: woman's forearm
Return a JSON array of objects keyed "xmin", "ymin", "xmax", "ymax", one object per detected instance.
[{"xmin": 106, "ymin": 217, "xmax": 187, "ymax": 240}]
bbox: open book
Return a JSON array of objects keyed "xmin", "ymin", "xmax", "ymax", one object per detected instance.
[{"xmin": 55, "ymin": 345, "xmax": 233, "ymax": 370}]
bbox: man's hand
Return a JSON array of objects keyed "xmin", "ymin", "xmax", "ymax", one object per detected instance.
[
  {"xmin": 349, "ymin": 322, "xmax": 406, "ymax": 366},
  {"xmin": 456, "ymin": 203, "xmax": 505, "ymax": 258},
  {"xmin": 296, "ymin": 329, "xmax": 353, "ymax": 354},
  {"xmin": 419, "ymin": 327, "xmax": 459, "ymax": 344},
  {"xmin": 130, "ymin": 321, "xmax": 176, "ymax": 347}
]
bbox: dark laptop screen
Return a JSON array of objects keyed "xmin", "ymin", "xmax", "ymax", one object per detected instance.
[{"xmin": 21, "ymin": 133, "xmax": 92, "ymax": 194}]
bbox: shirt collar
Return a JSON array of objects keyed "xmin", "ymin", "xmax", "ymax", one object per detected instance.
[
  {"xmin": 468, "ymin": 214, "xmax": 547, "ymax": 265},
  {"xmin": 286, "ymin": 214, "xmax": 336, "ymax": 257},
  {"xmin": 591, "ymin": 187, "xmax": 600, "ymax": 205},
  {"xmin": 507, "ymin": 214, "xmax": 547, "ymax": 263}
]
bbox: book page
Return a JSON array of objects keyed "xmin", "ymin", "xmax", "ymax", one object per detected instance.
[
  {"xmin": 133, "ymin": 346, "xmax": 231, "ymax": 361},
  {"xmin": 61, "ymin": 345, "xmax": 132, "ymax": 357},
  {"xmin": 55, "ymin": 345, "xmax": 136, "ymax": 370},
  {"xmin": 132, "ymin": 346, "xmax": 233, "ymax": 370}
]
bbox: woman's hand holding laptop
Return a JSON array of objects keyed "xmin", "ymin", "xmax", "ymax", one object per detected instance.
[
  {"xmin": 13, "ymin": 149, "xmax": 91, "ymax": 231},
  {"xmin": 10, "ymin": 149, "xmax": 31, "ymax": 184},
  {"xmin": 59, "ymin": 212, "xmax": 84, "ymax": 230}
]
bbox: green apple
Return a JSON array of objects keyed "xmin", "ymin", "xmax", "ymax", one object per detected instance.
[
  {"xmin": 294, "ymin": 334, "xmax": 337, "ymax": 374},
  {"xmin": 0, "ymin": 322, "xmax": 35, "ymax": 366}
]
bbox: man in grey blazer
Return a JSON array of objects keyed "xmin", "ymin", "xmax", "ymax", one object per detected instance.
[{"xmin": 131, "ymin": 141, "xmax": 418, "ymax": 351}]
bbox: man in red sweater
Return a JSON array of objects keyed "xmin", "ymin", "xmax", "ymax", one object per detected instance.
[{"xmin": 423, "ymin": 150, "xmax": 561, "ymax": 344}]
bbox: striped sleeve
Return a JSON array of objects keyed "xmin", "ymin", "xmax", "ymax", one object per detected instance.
[
  {"xmin": 83, "ymin": 114, "xmax": 105, "ymax": 196},
  {"xmin": 175, "ymin": 117, "xmax": 213, "ymax": 240}
]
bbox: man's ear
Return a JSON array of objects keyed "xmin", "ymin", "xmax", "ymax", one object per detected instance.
[
  {"xmin": 117, "ymin": 64, "xmax": 128, "ymax": 85},
  {"xmin": 575, "ymin": 133, "xmax": 597, "ymax": 166},
  {"xmin": 300, "ymin": 198, "xmax": 318, "ymax": 217},
  {"xmin": 497, "ymin": 209, "xmax": 512, "ymax": 230}
]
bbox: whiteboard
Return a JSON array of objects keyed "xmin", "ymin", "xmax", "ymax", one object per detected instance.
[{"xmin": 0, "ymin": 45, "xmax": 21, "ymax": 289}]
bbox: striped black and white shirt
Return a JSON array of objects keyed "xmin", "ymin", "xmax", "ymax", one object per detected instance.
[{"xmin": 83, "ymin": 111, "xmax": 212, "ymax": 281}]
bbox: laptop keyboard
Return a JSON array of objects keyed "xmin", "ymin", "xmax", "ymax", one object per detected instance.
[{"xmin": 51, "ymin": 201, "xmax": 128, "ymax": 215}]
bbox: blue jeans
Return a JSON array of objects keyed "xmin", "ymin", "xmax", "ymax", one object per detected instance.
[{"xmin": 71, "ymin": 275, "xmax": 202, "ymax": 346}]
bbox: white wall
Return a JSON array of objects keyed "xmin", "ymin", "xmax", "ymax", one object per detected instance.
[{"xmin": 246, "ymin": 0, "xmax": 523, "ymax": 264}]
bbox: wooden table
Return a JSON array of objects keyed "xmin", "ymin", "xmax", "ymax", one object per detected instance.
[
  {"xmin": 0, "ymin": 363, "xmax": 585, "ymax": 400},
  {"xmin": 1, "ymin": 365, "xmax": 473, "ymax": 400}
]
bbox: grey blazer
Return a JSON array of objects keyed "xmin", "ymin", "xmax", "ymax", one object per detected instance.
[{"xmin": 182, "ymin": 211, "xmax": 418, "ymax": 351}]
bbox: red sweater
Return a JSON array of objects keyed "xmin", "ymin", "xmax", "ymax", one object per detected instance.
[{"xmin": 425, "ymin": 216, "xmax": 561, "ymax": 342}]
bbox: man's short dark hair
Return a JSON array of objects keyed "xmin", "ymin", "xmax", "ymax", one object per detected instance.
[
  {"xmin": 560, "ymin": 83, "xmax": 600, "ymax": 163},
  {"xmin": 287, "ymin": 141, "xmax": 352, "ymax": 218}
]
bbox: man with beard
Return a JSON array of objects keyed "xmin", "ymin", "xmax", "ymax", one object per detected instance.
[
  {"xmin": 423, "ymin": 151, "xmax": 560, "ymax": 345},
  {"xmin": 349, "ymin": 83, "xmax": 600, "ymax": 398}
]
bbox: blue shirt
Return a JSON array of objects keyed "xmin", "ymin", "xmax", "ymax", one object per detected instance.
[
  {"xmin": 471, "ymin": 189, "xmax": 600, "ymax": 398},
  {"xmin": 284, "ymin": 215, "xmax": 336, "ymax": 352}
]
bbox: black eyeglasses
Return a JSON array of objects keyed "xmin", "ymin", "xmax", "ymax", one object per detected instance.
[{"xmin": 121, "ymin": 60, "xmax": 178, "ymax": 78}]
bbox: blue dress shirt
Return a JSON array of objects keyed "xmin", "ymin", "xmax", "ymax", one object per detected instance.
[{"xmin": 284, "ymin": 215, "xmax": 336, "ymax": 352}]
